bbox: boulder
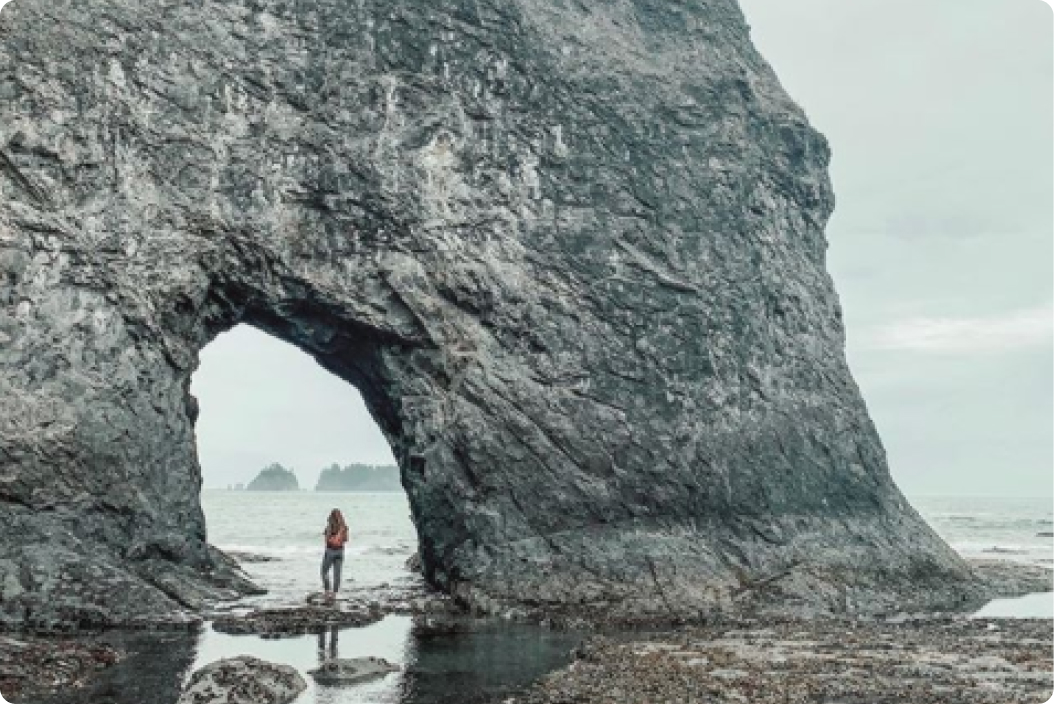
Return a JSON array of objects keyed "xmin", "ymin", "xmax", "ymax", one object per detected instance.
[
  {"xmin": 308, "ymin": 657, "xmax": 400, "ymax": 686},
  {"xmin": 177, "ymin": 656, "xmax": 306, "ymax": 704}
]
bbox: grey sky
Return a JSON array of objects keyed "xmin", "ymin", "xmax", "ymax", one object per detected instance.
[
  {"xmin": 192, "ymin": 0, "xmax": 1052, "ymax": 497},
  {"xmin": 193, "ymin": 329, "xmax": 397, "ymax": 489},
  {"xmin": 740, "ymin": 0, "xmax": 1053, "ymax": 497}
]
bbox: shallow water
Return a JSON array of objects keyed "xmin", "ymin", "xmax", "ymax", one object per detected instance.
[
  {"xmin": 192, "ymin": 490, "xmax": 583, "ymax": 703},
  {"xmin": 189, "ymin": 616, "xmax": 582, "ymax": 704},
  {"xmin": 910, "ymin": 494, "xmax": 1053, "ymax": 619},
  {"xmin": 971, "ymin": 592, "xmax": 1054, "ymax": 619}
]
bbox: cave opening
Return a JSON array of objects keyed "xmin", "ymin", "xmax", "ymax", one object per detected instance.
[{"xmin": 189, "ymin": 324, "xmax": 419, "ymax": 600}]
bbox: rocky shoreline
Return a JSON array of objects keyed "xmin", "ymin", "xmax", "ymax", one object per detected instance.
[
  {"xmin": 1, "ymin": 559, "xmax": 1048, "ymax": 703},
  {"xmin": 4, "ymin": 610, "xmax": 1051, "ymax": 704},
  {"xmin": 505, "ymin": 617, "xmax": 1054, "ymax": 704}
]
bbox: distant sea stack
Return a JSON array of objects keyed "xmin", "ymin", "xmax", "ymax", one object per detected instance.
[
  {"xmin": 0, "ymin": 0, "xmax": 983, "ymax": 628},
  {"xmin": 316, "ymin": 464, "xmax": 402, "ymax": 492},
  {"xmin": 246, "ymin": 464, "xmax": 300, "ymax": 492}
]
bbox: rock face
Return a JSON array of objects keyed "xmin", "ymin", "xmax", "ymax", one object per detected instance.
[
  {"xmin": 0, "ymin": 0, "xmax": 976, "ymax": 627},
  {"xmin": 177, "ymin": 656, "xmax": 306, "ymax": 704}
]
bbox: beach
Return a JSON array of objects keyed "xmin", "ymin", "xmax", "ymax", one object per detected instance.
[{"xmin": 2, "ymin": 491, "xmax": 1050, "ymax": 703}]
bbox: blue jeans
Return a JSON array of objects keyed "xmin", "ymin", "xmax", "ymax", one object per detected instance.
[{"xmin": 321, "ymin": 548, "xmax": 344, "ymax": 593}]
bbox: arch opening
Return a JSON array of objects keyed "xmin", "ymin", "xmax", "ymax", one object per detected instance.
[
  {"xmin": 190, "ymin": 324, "xmax": 398, "ymax": 493},
  {"xmin": 189, "ymin": 324, "xmax": 422, "ymax": 604}
]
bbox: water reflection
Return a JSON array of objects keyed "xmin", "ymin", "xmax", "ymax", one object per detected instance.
[
  {"xmin": 25, "ymin": 630, "xmax": 197, "ymax": 704},
  {"xmin": 396, "ymin": 619, "xmax": 582, "ymax": 704},
  {"xmin": 22, "ymin": 615, "xmax": 580, "ymax": 704},
  {"xmin": 191, "ymin": 615, "xmax": 579, "ymax": 704},
  {"xmin": 317, "ymin": 626, "xmax": 339, "ymax": 664}
]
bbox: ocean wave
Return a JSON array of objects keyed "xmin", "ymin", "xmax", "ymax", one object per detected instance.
[
  {"xmin": 981, "ymin": 546, "xmax": 1029, "ymax": 555},
  {"xmin": 218, "ymin": 544, "xmax": 376, "ymax": 557},
  {"xmin": 952, "ymin": 541, "xmax": 1051, "ymax": 555}
]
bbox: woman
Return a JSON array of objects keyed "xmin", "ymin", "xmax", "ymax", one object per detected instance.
[{"xmin": 321, "ymin": 508, "xmax": 348, "ymax": 601}]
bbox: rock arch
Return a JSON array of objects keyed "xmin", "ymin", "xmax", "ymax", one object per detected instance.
[{"xmin": 0, "ymin": 0, "xmax": 972, "ymax": 627}]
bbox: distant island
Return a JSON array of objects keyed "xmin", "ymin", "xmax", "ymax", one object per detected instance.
[
  {"xmin": 246, "ymin": 463, "xmax": 300, "ymax": 491},
  {"xmin": 315, "ymin": 463, "xmax": 402, "ymax": 492}
]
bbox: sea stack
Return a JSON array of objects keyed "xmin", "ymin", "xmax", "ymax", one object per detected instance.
[
  {"xmin": 0, "ymin": 0, "xmax": 976, "ymax": 627},
  {"xmin": 246, "ymin": 464, "xmax": 300, "ymax": 492}
]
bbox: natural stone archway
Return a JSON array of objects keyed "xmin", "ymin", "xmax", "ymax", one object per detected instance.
[{"xmin": 1, "ymin": 0, "xmax": 977, "ymax": 628}]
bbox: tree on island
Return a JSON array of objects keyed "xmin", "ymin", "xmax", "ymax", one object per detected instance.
[
  {"xmin": 315, "ymin": 463, "xmax": 401, "ymax": 491},
  {"xmin": 246, "ymin": 462, "xmax": 300, "ymax": 491}
]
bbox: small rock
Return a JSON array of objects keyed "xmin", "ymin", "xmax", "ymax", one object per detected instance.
[
  {"xmin": 178, "ymin": 656, "xmax": 306, "ymax": 704},
  {"xmin": 412, "ymin": 613, "xmax": 477, "ymax": 637},
  {"xmin": 227, "ymin": 551, "xmax": 277, "ymax": 564},
  {"xmin": 308, "ymin": 656, "xmax": 399, "ymax": 685}
]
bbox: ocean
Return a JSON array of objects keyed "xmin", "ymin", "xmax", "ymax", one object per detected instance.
[
  {"xmin": 200, "ymin": 491, "xmax": 1054, "ymax": 603},
  {"xmin": 194, "ymin": 490, "xmax": 583, "ymax": 704},
  {"xmin": 201, "ymin": 491, "xmax": 421, "ymax": 607},
  {"xmin": 909, "ymin": 495, "xmax": 1053, "ymax": 568},
  {"xmin": 184, "ymin": 491, "xmax": 1054, "ymax": 703}
]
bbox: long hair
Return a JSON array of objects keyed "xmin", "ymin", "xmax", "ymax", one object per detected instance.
[{"xmin": 326, "ymin": 509, "xmax": 346, "ymax": 537}]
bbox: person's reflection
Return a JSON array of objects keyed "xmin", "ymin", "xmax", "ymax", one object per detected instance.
[{"xmin": 317, "ymin": 626, "xmax": 339, "ymax": 662}]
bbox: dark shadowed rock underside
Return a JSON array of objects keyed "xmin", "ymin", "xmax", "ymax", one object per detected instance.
[{"xmin": 0, "ymin": 0, "xmax": 989, "ymax": 628}]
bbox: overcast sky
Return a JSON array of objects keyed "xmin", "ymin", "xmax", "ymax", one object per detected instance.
[{"xmin": 192, "ymin": 0, "xmax": 1052, "ymax": 497}]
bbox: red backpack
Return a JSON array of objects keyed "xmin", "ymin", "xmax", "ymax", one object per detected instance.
[{"xmin": 326, "ymin": 527, "xmax": 345, "ymax": 549}]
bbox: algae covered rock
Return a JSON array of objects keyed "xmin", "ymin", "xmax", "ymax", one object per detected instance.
[{"xmin": 177, "ymin": 656, "xmax": 306, "ymax": 704}]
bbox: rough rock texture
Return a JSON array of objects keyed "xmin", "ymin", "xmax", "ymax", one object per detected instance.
[
  {"xmin": 308, "ymin": 656, "xmax": 400, "ymax": 686},
  {"xmin": 212, "ymin": 602, "xmax": 384, "ymax": 637},
  {"xmin": 1, "ymin": 0, "xmax": 980, "ymax": 627},
  {"xmin": 506, "ymin": 618, "xmax": 1054, "ymax": 704},
  {"xmin": 14, "ymin": 630, "xmax": 199, "ymax": 704},
  {"xmin": 0, "ymin": 634, "xmax": 120, "ymax": 699},
  {"xmin": 177, "ymin": 656, "xmax": 306, "ymax": 704}
]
